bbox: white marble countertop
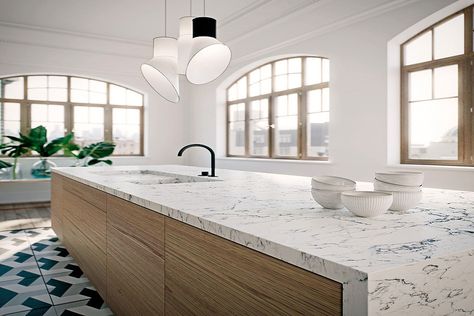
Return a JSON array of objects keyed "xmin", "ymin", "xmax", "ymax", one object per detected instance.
[{"xmin": 53, "ymin": 165, "xmax": 474, "ymax": 315}]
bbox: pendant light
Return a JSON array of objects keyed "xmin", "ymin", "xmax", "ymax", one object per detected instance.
[
  {"xmin": 141, "ymin": 0, "xmax": 179, "ymax": 102},
  {"xmin": 178, "ymin": 16, "xmax": 194, "ymax": 75},
  {"xmin": 186, "ymin": 0, "xmax": 231, "ymax": 84},
  {"xmin": 178, "ymin": 1, "xmax": 194, "ymax": 75}
]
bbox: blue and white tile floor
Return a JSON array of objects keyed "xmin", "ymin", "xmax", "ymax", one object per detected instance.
[{"xmin": 0, "ymin": 228, "xmax": 112, "ymax": 316}]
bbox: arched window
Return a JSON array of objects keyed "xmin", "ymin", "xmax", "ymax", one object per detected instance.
[
  {"xmin": 0, "ymin": 75, "xmax": 144, "ymax": 156},
  {"xmin": 226, "ymin": 56, "xmax": 330, "ymax": 160},
  {"xmin": 401, "ymin": 7, "xmax": 473, "ymax": 166}
]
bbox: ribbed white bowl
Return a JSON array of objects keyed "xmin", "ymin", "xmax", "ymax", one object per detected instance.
[
  {"xmin": 375, "ymin": 171, "xmax": 423, "ymax": 187},
  {"xmin": 311, "ymin": 176, "xmax": 356, "ymax": 191},
  {"xmin": 341, "ymin": 191, "xmax": 393, "ymax": 217},
  {"xmin": 311, "ymin": 189, "xmax": 347, "ymax": 209},
  {"xmin": 374, "ymin": 179, "xmax": 422, "ymax": 192},
  {"xmin": 377, "ymin": 190, "xmax": 423, "ymax": 212}
]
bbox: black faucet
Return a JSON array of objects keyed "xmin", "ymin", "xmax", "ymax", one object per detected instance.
[{"xmin": 177, "ymin": 144, "xmax": 216, "ymax": 177}]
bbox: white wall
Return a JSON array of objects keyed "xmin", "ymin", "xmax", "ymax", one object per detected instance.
[
  {"xmin": 184, "ymin": 0, "xmax": 474, "ymax": 191},
  {"xmin": 0, "ymin": 23, "xmax": 189, "ymax": 203}
]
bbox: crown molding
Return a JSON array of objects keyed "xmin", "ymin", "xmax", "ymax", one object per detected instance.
[
  {"xmin": 219, "ymin": 0, "xmax": 273, "ymax": 28},
  {"xmin": 0, "ymin": 60, "xmax": 141, "ymax": 78},
  {"xmin": 0, "ymin": 38, "xmax": 148, "ymax": 60},
  {"xmin": 0, "ymin": 20, "xmax": 150, "ymax": 47},
  {"xmin": 0, "ymin": 0, "xmax": 319, "ymax": 49},
  {"xmin": 231, "ymin": 0, "xmax": 425, "ymax": 65},
  {"xmin": 226, "ymin": 0, "xmax": 326, "ymax": 44}
]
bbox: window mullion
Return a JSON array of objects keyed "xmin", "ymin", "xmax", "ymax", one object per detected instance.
[
  {"xmin": 21, "ymin": 76, "xmax": 29, "ymax": 135},
  {"xmin": 105, "ymin": 83, "xmax": 112, "ymax": 143},
  {"xmin": 245, "ymin": 100, "xmax": 250, "ymax": 157},
  {"xmin": 268, "ymin": 95, "xmax": 273, "ymax": 158},
  {"xmin": 105, "ymin": 105, "xmax": 113, "ymax": 143}
]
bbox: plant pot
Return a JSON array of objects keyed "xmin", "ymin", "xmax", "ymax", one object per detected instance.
[
  {"xmin": 31, "ymin": 158, "xmax": 57, "ymax": 178},
  {"xmin": 0, "ymin": 163, "xmax": 23, "ymax": 180}
]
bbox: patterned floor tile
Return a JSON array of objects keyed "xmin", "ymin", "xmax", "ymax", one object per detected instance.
[
  {"xmin": 0, "ymin": 276, "xmax": 53, "ymax": 315},
  {"xmin": 0, "ymin": 230, "xmax": 29, "ymax": 246},
  {"xmin": 24, "ymin": 229, "xmax": 56, "ymax": 245},
  {"xmin": 0, "ymin": 248, "xmax": 37, "ymax": 272},
  {"xmin": 31, "ymin": 241, "xmax": 68, "ymax": 259},
  {"xmin": 5, "ymin": 306, "xmax": 57, "ymax": 315},
  {"xmin": 0, "ymin": 257, "xmax": 42, "ymax": 283},
  {"xmin": 44, "ymin": 273, "xmax": 99, "ymax": 305},
  {"xmin": 54, "ymin": 297, "xmax": 113, "ymax": 316},
  {"xmin": 37, "ymin": 257, "xmax": 78, "ymax": 279}
]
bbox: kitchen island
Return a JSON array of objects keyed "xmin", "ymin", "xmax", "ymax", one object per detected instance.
[{"xmin": 51, "ymin": 165, "xmax": 474, "ymax": 315}]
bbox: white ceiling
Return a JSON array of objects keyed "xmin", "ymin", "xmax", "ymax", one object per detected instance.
[
  {"xmin": 0, "ymin": 0, "xmax": 317, "ymax": 42},
  {"xmin": 0, "ymin": 0, "xmax": 417, "ymax": 44}
]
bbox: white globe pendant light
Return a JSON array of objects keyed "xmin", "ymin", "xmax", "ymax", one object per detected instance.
[
  {"xmin": 141, "ymin": 37, "xmax": 179, "ymax": 103},
  {"xmin": 178, "ymin": 16, "xmax": 194, "ymax": 75},
  {"xmin": 186, "ymin": 16, "xmax": 231, "ymax": 85}
]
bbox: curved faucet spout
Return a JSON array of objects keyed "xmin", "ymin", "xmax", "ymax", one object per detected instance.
[{"xmin": 177, "ymin": 144, "xmax": 216, "ymax": 177}]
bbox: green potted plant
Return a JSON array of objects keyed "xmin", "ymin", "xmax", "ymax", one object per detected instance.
[
  {"xmin": 22, "ymin": 126, "xmax": 78, "ymax": 178},
  {"xmin": 73, "ymin": 142, "xmax": 116, "ymax": 166},
  {"xmin": 0, "ymin": 159, "xmax": 13, "ymax": 179},
  {"xmin": 0, "ymin": 139, "xmax": 30, "ymax": 179}
]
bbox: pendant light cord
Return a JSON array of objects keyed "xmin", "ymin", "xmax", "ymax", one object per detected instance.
[
  {"xmin": 203, "ymin": 0, "xmax": 206, "ymax": 16},
  {"xmin": 164, "ymin": 0, "xmax": 167, "ymax": 36}
]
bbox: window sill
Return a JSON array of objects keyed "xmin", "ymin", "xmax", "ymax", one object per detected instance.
[
  {"xmin": 388, "ymin": 163, "xmax": 474, "ymax": 172},
  {"xmin": 217, "ymin": 157, "xmax": 332, "ymax": 165},
  {"xmin": 1, "ymin": 156, "xmax": 149, "ymax": 160}
]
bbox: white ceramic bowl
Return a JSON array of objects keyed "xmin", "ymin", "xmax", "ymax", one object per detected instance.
[
  {"xmin": 311, "ymin": 189, "xmax": 346, "ymax": 209},
  {"xmin": 374, "ymin": 179, "xmax": 422, "ymax": 192},
  {"xmin": 375, "ymin": 171, "xmax": 424, "ymax": 187},
  {"xmin": 341, "ymin": 191, "xmax": 393, "ymax": 217},
  {"xmin": 311, "ymin": 176, "xmax": 356, "ymax": 191},
  {"xmin": 376, "ymin": 190, "xmax": 423, "ymax": 212}
]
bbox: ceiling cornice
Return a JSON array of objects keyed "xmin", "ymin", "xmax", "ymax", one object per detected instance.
[
  {"xmin": 0, "ymin": 20, "xmax": 150, "ymax": 47},
  {"xmin": 0, "ymin": 37, "xmax": 147, "ymax": 60},
  {"xmin": 219, "ymin": 0, "xmax": 273, "ymax": 28},
  {"xmin": 226, "ymin": 0, "xmax": 326, "ymax": 44},
  {"xmin": 231, "ymin": 0, "xmax": 425, "ymax": 65}
]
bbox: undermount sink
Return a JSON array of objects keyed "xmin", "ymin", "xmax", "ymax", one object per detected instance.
[{"xmin": 90, "ymin": 170, "xmax": 220, "ymax": 185}]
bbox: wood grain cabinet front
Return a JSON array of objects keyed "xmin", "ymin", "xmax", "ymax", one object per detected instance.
[
  {"xmin": 165, "ymin": 218, "xmax": 343, "ymax": 316},
  {"xmin": 51, "ymin": 174, "xmax": 343, "ymax": 315},
  {"xmin": 62, "ymin": 216, "xmax": 107, "ymax": 297},
  {"xmin": 50, "ymin": 173, "xmax": 63, "ymax": 240},
  {"xmin": 106, "ymin": 195, "xmax": 165, "ymax": 316}
]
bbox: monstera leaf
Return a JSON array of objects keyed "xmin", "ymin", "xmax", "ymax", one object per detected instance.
[
  {"xmin": 76, "ymin": 142, "xmax": 115, "ymax": 166},
  {"xmin": 22, "ymin": 126, "xmax": 77, "ymax": 157},
  {"xmin": 0, "ymin": 160, "xmax": 12, "ymax": 169}
]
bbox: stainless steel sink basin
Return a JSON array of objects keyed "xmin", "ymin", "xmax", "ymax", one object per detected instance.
[{"xmin": 90, "ymin": 170, "xmax": 219, "ymax": 185}]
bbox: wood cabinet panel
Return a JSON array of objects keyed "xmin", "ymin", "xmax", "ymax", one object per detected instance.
[
  {"xmin": 165, "ymin": 218, "xmax": 343, "ymax": 316},
  {"xmin": 107, "ymin": 225, "xmax": 165, "ymax": 316},
  {"xmin": 107, "ymin": 195, "xmax": 164, "ymax": 259},
  {"xmin": 50, "ymin": 173, "xmax": 63, "ymax": 240},
  {"xmin": 62, "ymin": 177, "xmax": 106, "ymax": 211},
  {"xmin": 63, "ymin": 189, "xmax": 106, "ymax": 251},
  {"xmin": 62, "ymin": 216, "xmax": 106, "ymax": 297}
]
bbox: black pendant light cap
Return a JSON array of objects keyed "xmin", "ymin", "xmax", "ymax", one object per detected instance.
[{"xmin": 193, "ymin": 17, "xmax": 216, "ymax": 38}]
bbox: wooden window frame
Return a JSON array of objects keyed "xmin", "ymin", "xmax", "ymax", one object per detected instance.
[
  {"xmin": 0, "ymin": 75, "xmax": 145, "ymax": 156},
  {"xmin": 401, "ymin": 7, "xmax": 474, "ymax": 166},
  {"xmin": 226, "ymin": 56, "xmax": 330, "ymax": 161}
]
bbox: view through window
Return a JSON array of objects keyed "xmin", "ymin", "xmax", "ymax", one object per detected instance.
[
  {"xmin": 401, "ymin": 7, "xmax": 473, "ymax": 166},
  {"xmin": 226, "ymin": 56, "xmax": 330, "ymax": 160},
  {"xmin": 0, "ymin": 75, "xmax": 144, "ymax": 155}
]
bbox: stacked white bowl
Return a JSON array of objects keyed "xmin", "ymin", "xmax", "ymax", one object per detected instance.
[
  {"xmin": 311, "ymin": 176, "xmax": 356, "ymax": 209},
  {"xmin": 374, "ymin": 172, "xmax": 423, "ymax": 212}
]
